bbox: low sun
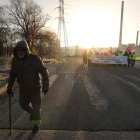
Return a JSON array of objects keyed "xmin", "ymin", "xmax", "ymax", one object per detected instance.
[{"xmin": 66, "ymin": 9, "xmax": 120, "ymax": 48}]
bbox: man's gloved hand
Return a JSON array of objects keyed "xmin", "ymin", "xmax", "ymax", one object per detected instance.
[
  {"xmin": 42, "ymin": 89, "xmax": 49, "ymax": 95},
  {"xmin": 7, "ymin": 89, "xmax": 14, "ymax": 97},
  {"xmin": 43, "ymin": 91, "xmax": 47, "ymax": 95}
]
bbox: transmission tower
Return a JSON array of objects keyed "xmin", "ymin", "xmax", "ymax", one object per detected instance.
[{"xmin": 57, "ymin": 0, "xmax": 68, "ymax": 56}]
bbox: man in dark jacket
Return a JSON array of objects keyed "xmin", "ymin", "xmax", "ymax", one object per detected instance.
[
  {"xmin": 7, "ymin": 40, "xmax": 49, "ymax": 133},
  {"xmin": 123, "ymin": 51, "xmax": 128, "ymax": 66},
  {"xmin": 123, "ymin": 51, "xmax": 128, "ymax": 56}
]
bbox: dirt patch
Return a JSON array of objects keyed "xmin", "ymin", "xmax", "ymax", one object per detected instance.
[{"xmin": 0, "ymin": 73, "xmax": 9, "ymax": 88}]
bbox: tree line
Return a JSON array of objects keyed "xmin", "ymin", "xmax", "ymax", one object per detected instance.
[{"xmin": 0, "ymin": 0, "xmax": 60, "ymax": 58}]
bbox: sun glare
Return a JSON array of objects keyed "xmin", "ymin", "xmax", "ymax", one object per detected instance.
[{"xmin": 67, "ymin": 9, "xmax": 120, "ymax": 48}]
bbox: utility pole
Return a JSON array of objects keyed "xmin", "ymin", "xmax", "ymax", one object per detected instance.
[
  {"xmin": 136, "ymin": 31, "xmax": 139, "ymax": 46},
  {"xmin": 118, "ymin": 1, "xmax": 124, "ymax": 50},
  {"xmin": 57, "ymin": 0, "xmax": 68, "ymax": 57}
]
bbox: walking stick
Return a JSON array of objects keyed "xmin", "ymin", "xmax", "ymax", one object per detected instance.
[{"xmin": 9, "ymin": 92, "xmax": 14, "ymax": 135}]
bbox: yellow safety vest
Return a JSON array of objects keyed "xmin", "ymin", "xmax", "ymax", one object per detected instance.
[
  {"xmin": 88, "ymin": 53, "xmax": 92, "ymax": 59},
  {"xmin": 118, "ymin": 53, "xmax": 123, "ymax": 56},
  {"xmin": 129, "ymin": 55, "xmax": 132, "ymax": 59},
  {"xmin": 132, "ymin": 54, "xmax": 136, "ymax": 60}
]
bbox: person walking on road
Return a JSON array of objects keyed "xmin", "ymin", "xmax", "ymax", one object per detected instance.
[
  {"xmin": 88, "ymin": 50, "xmax": 93, "ymax": 66},
  {"xmin": 123, "ymin": 51, "xmax": 128, "ymax": 56},
  {"xmin": 83, "ymin": 50, "xmax": 88, "ymax": 73},
  {"xmin": 123, "ymin": 51, "xmax": 128, "ymax": 67},
  {"xmin": 7, "ymin": 40, "xmax": 49, "ymax": 133},
  {"xmin": 132, "ymin": 52, "xmax": 136, "ymax": 66}
]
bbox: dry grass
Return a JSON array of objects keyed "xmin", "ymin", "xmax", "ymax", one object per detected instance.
[
  {"xmin": 0, "ymin": 57, "xmax": 12, "ymax": 65},
  {"xmin": 43, "ymin": 58, "xmax": 65, "ymax": 63},
  {"xmin": 0, "ymin": 73, "xmax": 9, "ymax": 88}
]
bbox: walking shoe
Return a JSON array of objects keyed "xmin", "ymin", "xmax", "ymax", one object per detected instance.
[
  {"xmin": 32, "ymin": 120, "xmax": 42, "ymax": 133},
  {"xmin": 32, "ymin": 125, "xmax": 40, "ymax": 133}
]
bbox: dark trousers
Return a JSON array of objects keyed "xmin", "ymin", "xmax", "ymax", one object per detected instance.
[
  {"xmin": 132, "ymin": 60, "xmax": 135, "ymax": 66},
  {"xmin": 88, "ymin": 59, "xmax": 91, "ymax": 66},
  {"xmin": 19, "ymin": 94, "xmax": 41, "ymax": 120},
  {"xmin": 128, "ymin": 59, "xmax": 132, "ymax": 67}
]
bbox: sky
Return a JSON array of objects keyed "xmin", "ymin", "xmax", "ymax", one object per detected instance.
[{"xmin": 1, "ymin": 0, "xmax": 140, "ymax": 48}]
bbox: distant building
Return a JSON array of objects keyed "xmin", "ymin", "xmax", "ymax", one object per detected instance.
[{"xmin": 120, "ymin": 43, "xmax": 140, "ymax": 55}]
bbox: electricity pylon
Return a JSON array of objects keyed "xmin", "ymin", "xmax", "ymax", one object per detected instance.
[{"xmin": 57, "ymin": 0, "xmax": 68, "ymax": 56}]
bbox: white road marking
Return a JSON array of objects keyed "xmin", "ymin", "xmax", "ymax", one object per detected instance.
[
  {"xmin": 49, "ymin": 74, "xmax": 59, "ymax": 88},
  {"xmin": 114, "ymin": 75, "xmax": 140, "ymax": 92},
  {"xmin": 81, "ymin": 75, "xmax": 108, "ymax": 107},
  {"xmin": 59, "ymin": 71, "xmax": 82, "ymax": 74},
  {"xmin": 125, "ymin": 75, "xmax": 140, "ymax": 81},
  {"xmin": 60, "ymin": 61, "xmax": 67, "ymax": 71},
  {"xmin": 47, "ymin": 66, "xmax": 56, "ymax": 73},
  {"xmin": 42, "ymin": 74, "xmax": 59, "ymax": 98}
]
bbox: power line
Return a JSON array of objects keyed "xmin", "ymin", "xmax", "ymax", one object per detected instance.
[
  {"xmin": 41, "ymin": 0, "xmax": 55, "ymax": 10},
  {"xmin": 65, "ymin": 0, "xmax": 140, "ymax": 19},
  {"xmin": 66, "ymin": 0, "xmax": 121, "ymax": 10},
  {"xmin": 67, "ymin": 0, "xmax": 140, "ymax": 14}
]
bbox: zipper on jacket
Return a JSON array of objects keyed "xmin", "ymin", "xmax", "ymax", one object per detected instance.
[{"xmin": 20, "ymin": 60, "xmax": 25, "ymax": 89}]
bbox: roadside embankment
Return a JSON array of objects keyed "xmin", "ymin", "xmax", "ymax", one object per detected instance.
[{"xmin": 0, "ymin": 57, "xmax": 66, "ymax": 65}]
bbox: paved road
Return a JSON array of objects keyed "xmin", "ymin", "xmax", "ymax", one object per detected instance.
[{"xmin": 1, "ymin": 58, "xmax": 140, "ymax": 139}]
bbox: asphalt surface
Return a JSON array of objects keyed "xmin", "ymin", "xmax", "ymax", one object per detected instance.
[{"xmin": 1, "ymin": 58, "xmax": 140, "ymax": 139}]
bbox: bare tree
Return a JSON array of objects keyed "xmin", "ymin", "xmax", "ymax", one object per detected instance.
[
  {"xmin": 0, "ymin": 6, "xmax": 14, "ymax": 57},
  {"xmin": 36, "ymin": 30, "xmax": 60, "ymax": 58},
  {"xmin": 4, "ymin": 0, "xmax": 51, "ymax": 54}
]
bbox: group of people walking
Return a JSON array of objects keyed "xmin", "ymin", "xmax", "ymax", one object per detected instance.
[
  {"xmin": 119, "ymin": 51, "xmax": 137, "ymax": 67},
  {"xmin": 83, "ymin": 49, "xmax": 137, "ymax": 67}
]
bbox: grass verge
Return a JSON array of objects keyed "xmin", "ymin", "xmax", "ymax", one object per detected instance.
[
  {"xmin": 0, "ymin": 57, "xmax": 11, "ymax": 65},
  {"xmin": 0, "ymin": 73, "xmax": 9, "ymax": 88},
  {"xmin": 0, "ymin": 57, "xmax": 65, "ymax": 65},
  {"xmin": 43, "ymin": 58, "xmax": 65, "ymax": 63}
]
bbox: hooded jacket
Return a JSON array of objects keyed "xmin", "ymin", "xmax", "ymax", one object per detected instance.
[{"xmin": 7, "ymin": 40, "xmax": 49, "ymax": 95}]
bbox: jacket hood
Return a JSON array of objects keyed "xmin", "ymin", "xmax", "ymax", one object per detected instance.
[{"xmin": 13, "ymin": 40, "xmax": 30, "ymax": 58}]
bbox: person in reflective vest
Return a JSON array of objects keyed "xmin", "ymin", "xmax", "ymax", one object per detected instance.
[
  {"xmin": 128, "ymin": 52, "xmax": 133, "ymax": 67},
  {"xmin": 118, "ymin": 51, "xmax": 123, "ymax": 56},
  {"xmin": 132, "ymin": 52, "xmax": 136, "ymax": 66},
  {"xmin": 88, "ymin": 50, "xmax": 93, "ymax": 66}
]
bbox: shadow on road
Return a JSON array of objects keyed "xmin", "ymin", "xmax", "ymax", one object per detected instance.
[
  {"xmin": 13, "ymin": 132, "xmax": 25, "ymax": 140},
  {"xmin": 26, "ymin": 132, "xmax": 37, "ymax": 140}
]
